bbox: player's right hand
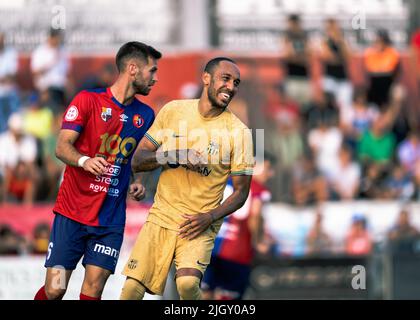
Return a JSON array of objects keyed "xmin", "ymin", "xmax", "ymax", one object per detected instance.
[
  {"xmin": 82, "ymin": 157, "xmax": 109, "ymax": 176},
  {"xmin": 178, "ymin": 149, "xmax": 207, "ymax": 172}
]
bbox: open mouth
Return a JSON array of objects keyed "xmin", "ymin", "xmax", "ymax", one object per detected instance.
[{"xmin": 219, "ymin": 92, "xmax": 231, "ymax": 102}]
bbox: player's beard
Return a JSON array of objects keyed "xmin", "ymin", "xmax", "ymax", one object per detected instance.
[
  {"xmin": 207, "ymin": 78, "xmax": 233, "ymax": 109},
  {"xmin": 133, "ymin": 73, "xmax": 152, "ymax": 96}
]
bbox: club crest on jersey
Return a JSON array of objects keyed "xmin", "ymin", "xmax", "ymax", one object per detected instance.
[
  {"xmin": 207, "ymin": 141, "xmax": 219, "ymax": 155},
  {"xmin": 101, "ymin": 107, "xmax": 112, "ymax": 122},
  {"xmin": 133, "ymin": 114, "xmax": 144, "ymax": 128}
]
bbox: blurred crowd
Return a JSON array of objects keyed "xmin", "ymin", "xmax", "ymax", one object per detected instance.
[
  {"xmin": 258, "ymin": 15, "xmax": 420, "ymax": 206},
  {"xmin": 0, "ymin": 16, "xmax": 420, "ymax": 258},
  {"xmin": 0, "ymin": 28, "xmax": 117, "ymax": 207}
]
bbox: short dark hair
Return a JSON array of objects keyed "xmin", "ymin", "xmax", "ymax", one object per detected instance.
[
  {"xmin": 377, "ymin": 29, "xmax": 392, "ymax": 45},
  {"xmin": 204, "ymin": 57, "xmax": 236, "ymax": 75},
  {"xmin": 116, "ymin": 41, "xmax": 162, "ymax": 72},
  {"xmin": 288, "ymin": 14, "xmax": 301, "ymax": 23}
]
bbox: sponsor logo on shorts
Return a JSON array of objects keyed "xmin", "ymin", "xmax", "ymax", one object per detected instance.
[
  {"xmin": 93, "ymin": 243, "xmax": 119, "ymax": 258},
  {"xmin": 128, "ymin": 259, "xmax": 137, "ymax": 270}
]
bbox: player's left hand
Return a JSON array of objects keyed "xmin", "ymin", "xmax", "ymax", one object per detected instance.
[
  {"xmin": 128, "ymin": 183, "xmax": 146, "ymax": 201},
  {"xmin": 179, "ymin": 213, "xmax": 213, "ymax": 240}
]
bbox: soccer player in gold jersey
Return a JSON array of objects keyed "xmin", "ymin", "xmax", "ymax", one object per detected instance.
[{"xmin": 120, "ymin": 57, "xmax": 254, "ymax": 300}]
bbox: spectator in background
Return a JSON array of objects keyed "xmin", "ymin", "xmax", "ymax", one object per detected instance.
[
  {"xmin": 305, "ymin": 210, "xmax": 332, "ymax": 256},
  {"xmin": 308, "ymin": 117, "xmax": 342, "ymax": 178},
  {"xmin": 397, "ymin": 131, "xmax": 420, "ymax": 176},
  {"xmin": 304, "ymin": 91, "xmax": 339, "ymax": 132},
  {"xmin": 364, "ymin": 29, "xmax": 400, "ymax": 110},
  {"xmin": 0, "ymin": 113, "xmax": 38, "ymax": 205},
  {"xmin": 42, "ymin": 112, "xmax": 65, "ymax": 200},
  {"xmin": 328, "ymin": 146, "xmax": 361, "ymax": 200},
  {"xmin": 281, "ymin": 14, "xmax": 312, "ymax": 106},
  {"xmin": 345, "ymin": 214, "xmax": 372, "ymax": 256},
  {"xmin": 357, "ymin": 117, "xmax": 396, "ymax": 167},
  {"xmin": 359, "ymin": 162, "xmax": 388, "ymax": 199},
  {"xmin": 31, "ymin": 223, "xmax": 51, "ymax": 255},
  {"xmin": 291, "ymin": 154, "xmax": 328, "ymax": 206},
  {"xmin": 31, "ymin": 28, "xmax": 70, "ymax": 114},
  {"xmin": 0, "ymin": 32, "xmax": 20, "ymax": 133},
  {"xmin": 264, "ymin": 85, "xmax": 303, "ymax": 202},
  {"xmin": 23, "ymin": 91, "xmax": 54, "ymax": 142},
  {"xmin": 319, "ymin": 18, "xmax": 353, "ymax": 111},
  {"xmin": 0, "ymin": 224, "xmax": 26, "ymax": 255},
  {"xmin": 387, "ymin": 209, "xmax": 419, "ymax": 253},
  {"xmin": 382, "ymin": 164, "xmax": 414, "ymax": 201},
  {"xmin": 340, "ymin": 88, "xmax": 379, "ymax": 150}
]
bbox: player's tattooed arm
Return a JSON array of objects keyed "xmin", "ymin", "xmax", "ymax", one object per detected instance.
[
  {"xmin": 56, "ymin": 129, "xmax": 108, "ymax": 176},
  {"xmin": 179, "ymin": 174, "xmax": 252, "ymax": 240},
  {"xmin": 131, "ymin": 137, "xmax": 162, "ymax": 172},
  {"xmin": 132, "ymin": 137, "xmax": 205, "ymax": 172}
]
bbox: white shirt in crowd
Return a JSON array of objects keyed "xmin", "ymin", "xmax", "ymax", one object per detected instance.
[
  {"xmin": 0, "ymin": 131, "xmax": 37, "ymax": 174},
  {"xmin": 329, "ymin": 162, "xmax": 361, "ymax": 198},
  {"xmin": 308, "ymin": 126, "xmax": 343, "ymax": 177},
  {"xmin": 0, "ymin": 46, "xmax": 18, "ymax": 96},
  {"xmin": 30, "ymin": 43, "xmax": 69, "ymax": 91}
]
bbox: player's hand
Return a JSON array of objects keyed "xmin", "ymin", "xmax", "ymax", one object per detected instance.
[
  {"xmin": 178, "ymin": 149, "xmax": 206, "ymax": 172},
  {"xmin": 128, "ymin": 183, "xmax": 146, "ymax": 201},
  {"xmin": 178, "ymin": 213, "xmax": 213, "ymax": 240},
  {"xmin": 82, "ymin": 157, "xmax": 109, "ymax": 176}
]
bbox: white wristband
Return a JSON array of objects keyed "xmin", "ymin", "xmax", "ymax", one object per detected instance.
[{"xmin": 78, "ymin": 156, "xmax": 90, "ymax": 168}]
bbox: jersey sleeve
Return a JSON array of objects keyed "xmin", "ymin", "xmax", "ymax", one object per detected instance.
[
  {"xmin": 144, "ymin": 101, "xmax": 173, "ymax": 149},
  {"xmin": 61, "ymin": 91, "xmax": 92, "ymax": 133},
  {"xmin": 230, "ymin": 125, "xmax": 254, "ymax": 176}
]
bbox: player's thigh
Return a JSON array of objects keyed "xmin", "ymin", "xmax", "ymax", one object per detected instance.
[
  {"xmin": 45, "ymin": 213, "xmax": 87, "ymax": 270},
  {"xmin": 175, "ymin": 227, "xmax": 217, "ymax": 277},
  {"xmin": 122, "ymin": 222, "xmax": 177, "ymax": 295},
  {"xmin": 83, "ymin": 225, "xmax": 124, "ymax": 274},
  {"xmin": 81, "ymin": 264, "xmax": 112, "ymax": 290}
]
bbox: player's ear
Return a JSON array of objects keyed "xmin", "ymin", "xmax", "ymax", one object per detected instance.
[
  {"xmin": 127, "ymin": 63, "xmax": 137, "ymax": 77},
  {"xmin": 202, "ymin": 72, "xmax": 211, "ymax": 86}
]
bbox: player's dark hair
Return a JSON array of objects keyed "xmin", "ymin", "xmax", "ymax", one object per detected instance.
[
  {"xmin": 288, "ymin": 14, "xmax": 301, "ymax": 23},
  {"xmin": 204, "ymin": 57, "xmax": 236, "ymax": 75},
  {"xmin": 116, "ymin": 41, "xmax": 162, "ymax": 72}
]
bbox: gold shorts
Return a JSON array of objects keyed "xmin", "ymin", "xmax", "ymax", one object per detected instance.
[{"xmin": 122, "ymin": 221, "xmax": 217, "ymax": 295}]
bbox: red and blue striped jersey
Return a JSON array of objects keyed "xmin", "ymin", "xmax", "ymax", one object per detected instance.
[{"xmin": 53, "ymin": 88, "xmax": 155, "ymax": 226}]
